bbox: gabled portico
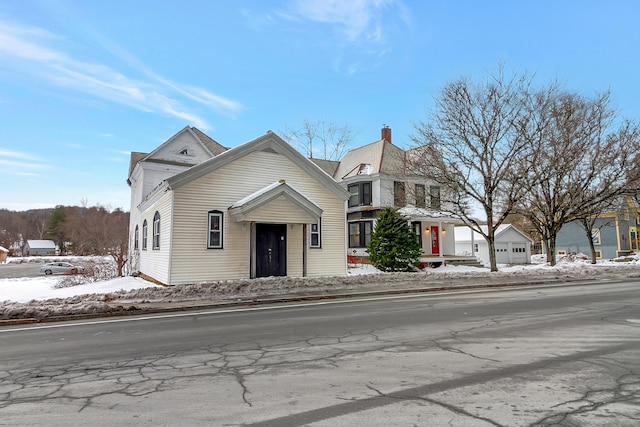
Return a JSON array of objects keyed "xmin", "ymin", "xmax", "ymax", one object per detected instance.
[{"xmin": 229, "ymin": 180, "xmax": 323, "ymax": 278}]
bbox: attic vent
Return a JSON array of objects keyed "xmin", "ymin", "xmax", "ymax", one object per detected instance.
[
  {"xmin": 179, "ymin": 149, "xmax": 189, "ymax": 155},
  {"xmin": 357, "ymin": 163, "xmax": 373, "ymax": 175}
]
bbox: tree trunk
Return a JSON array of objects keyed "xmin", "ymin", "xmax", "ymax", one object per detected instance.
[
  {"xmin": 579, "ymin": 218, "xmax": 598, "ymax": 264},
  {"xmin": 548, "ymin": 234, "xmax": 557, "ymax": 266},
  {"xmin": 487, "ymin": 234, "xmax": 498, "ymax": 272}
]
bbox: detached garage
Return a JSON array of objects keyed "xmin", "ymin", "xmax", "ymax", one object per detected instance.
[{"xmin": 455, "ymin": 224, "xmax": 533, "ymax": 266}]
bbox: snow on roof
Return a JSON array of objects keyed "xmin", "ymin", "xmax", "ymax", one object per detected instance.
[
  {"xmin": 0, "ymin": 246, "xmax": 8, "ymax": 252},
  {"xmin": 398, "ymin": 206, "xmax": 464, "ymax": 223},
  {"xmin": 454, "ymin": 224, "xmax": 532, "ymax": 242},
  {"xmin": 26, "ymin": 240, "xmax": 56, "ymax": 249}
]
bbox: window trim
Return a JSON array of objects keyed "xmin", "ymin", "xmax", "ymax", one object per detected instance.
[
  {"xmin": 142, "ymin": 220, "xmax": 148, "ymax": 251},
  {"xmin": 152, "ymin": 211, "xmax": 160, "ymax": 250},
  {"xmin": 207, "ymin": 210, "xmax": 224, "ymax": 249},
  {"xmin": 310, "ymin": 218, "xmax": 321, "ymax": 248},
  {"xmin": 347, "ymin": 181, "xmax": 372, "ymax": 207},
  {"xmin": 134, "ymin": 225, "xmax": 139, "ymax": 250}
]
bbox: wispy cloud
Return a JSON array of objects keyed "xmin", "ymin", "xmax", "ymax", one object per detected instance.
[
  {"xmin": 288, "ymin": 0, "xmax": 405, "ymax": 43},
  {"xmin": 0, "ymin": 148, "xmax": 40, "ymax": 161},
  {"xmin": 0, "ymin": 20, "xmax": 244, "ymax": 130},
  {"xmin": 0, "ymin": 158, "xmax": 48, "ymax": 169},
  {"xmin": 0, "ymin": 148, "xmax": 48, "ymax": 175}
]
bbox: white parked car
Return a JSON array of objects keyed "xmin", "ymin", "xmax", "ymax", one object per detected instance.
[{"xmin": 40, "ymin": 262, "xmax": 85, "ymax": 275}]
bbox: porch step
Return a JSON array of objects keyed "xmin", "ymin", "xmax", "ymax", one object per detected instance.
[{"xmin": 446, "ymin": 258, "xmax": 485, "ymax": 268}]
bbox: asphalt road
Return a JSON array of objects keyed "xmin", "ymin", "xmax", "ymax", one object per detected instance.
[
  {"xmin": 1, "ymin": 279, "xmax": 639, "ymax": 426},
  {"xmin": 0, "ymin": 262, "xmax": 42, "ymax": 278}
]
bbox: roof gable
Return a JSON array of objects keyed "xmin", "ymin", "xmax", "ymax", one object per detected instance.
[
  {"xmin": 334, "ymin": 139, "xmax": 406, "ymax": 180},
  {"xmin": 143, "ymin": 126, "xmax": 226, "ymax": 166},
  {"xmin": 229, "ymin": 180, "xmax": 323, "ymax": 222},
  {"xmin": 455, "ymin": 224, "xmax": 533, "ymax": 243},
  {"xmin": 166, "ymin": 131, "xmax": 350, "ymax": 201}
]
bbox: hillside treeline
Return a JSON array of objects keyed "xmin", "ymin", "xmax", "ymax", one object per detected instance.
[{"xmin": 0, "ymin": 205, "xmax": 129, "ymax": 259}]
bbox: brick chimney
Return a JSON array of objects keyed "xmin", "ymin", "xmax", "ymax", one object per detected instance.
[{"xmin": 381, "ymin": 125, "xmax": 391, "ymax": 143}]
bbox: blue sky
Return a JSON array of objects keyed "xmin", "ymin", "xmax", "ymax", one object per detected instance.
[{"xmin": 1, "ymin": 0, "xmax": 639, "ymax": 211}]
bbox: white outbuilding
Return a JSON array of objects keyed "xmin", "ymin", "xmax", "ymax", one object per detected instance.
[{"xmin": 455, "ymin": 224, "xmax": 533, "ymax": 265}]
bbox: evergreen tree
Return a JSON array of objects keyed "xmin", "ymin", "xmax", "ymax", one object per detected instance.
[
  {"xmin": 47, "ymin": 205, "xmax": 67, "ymax": 253},
  {"xmin": 368, "ymin": 208, "xmax": 422, "ymax": 272}
]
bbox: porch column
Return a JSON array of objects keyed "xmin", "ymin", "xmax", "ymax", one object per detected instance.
[{"xmin": 250, "ymin": 222, "xmax": 256, "ymax": 279}]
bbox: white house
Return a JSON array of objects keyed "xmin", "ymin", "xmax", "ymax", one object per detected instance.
[
  {"xmin": 455, "ymin": 224, "xmax": 533, "ymax": 265},
  {"xmin": 128, "ymin": 127, "xmax": 349, "ymax": 285},
  {"xmin": 313, "ymin": 126, "xmax": 464, "ymax": 262}
]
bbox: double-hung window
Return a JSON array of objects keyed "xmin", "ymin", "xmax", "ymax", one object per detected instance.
[
  {"xmin": 430, "ymin": 186, "xmax": 441, "ymax": 210},
  {"xmin": 394, "ymin": 181, "xmax": 405, "ymax": 207},
  {"xmin": 142, "ymin": 220, "xmax": 148, "ymax": 250},
  {"xmin": 152, "ymin": 211, "xmax": 160, "ymax": 250},
  {"xmin": 134, "ymin": 225, "xmax": 139, "ymax": 250},
  {"xmin": 208, "ymin": 210, "xmax": 223, "ymax": 249},
  {"xmin": 348, "ymin": 182, "xmax": 372, "ymax": 207},
  {"xmin": 349, "ymin": 221, "xmax": 372, "ymax": 248},
  {"xmin": 310, "ymin": 219, "xmax": 321, "ymax": 248},
  {"xmin": 415, "ymin": 184, "xmax": 426, "ymax": 208}
]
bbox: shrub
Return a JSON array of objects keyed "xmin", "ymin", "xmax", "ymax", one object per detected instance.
[{"xmin": 368, "ymin": 208, "xmax": 422, "ymax": 272}]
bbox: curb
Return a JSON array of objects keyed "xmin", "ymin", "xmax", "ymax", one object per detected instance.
[{"xmin": 0, "ymin": 277, "xmax": 595, "ymax": 326}]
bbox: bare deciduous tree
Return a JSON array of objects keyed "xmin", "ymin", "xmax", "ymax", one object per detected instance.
[
  {"xmin": 571, "ymin": 121, "xmax": 640, "ymax": 263},
  {"xmin": 64, "ymin": 204, "xmax": 129, "ymax": 275},
  {"xmin": 280, "ymin": 119, "xmax": 356, "ymax": 160},
  {"xmin": 517, "ymin": 90, "xmax": 640, "ymax": 265},
  {"xmin": 409, "ymin": 67, "xmax": 534, "ymax": 271}
]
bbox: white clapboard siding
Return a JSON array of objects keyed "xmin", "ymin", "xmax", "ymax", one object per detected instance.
[
  {"xmin": 137, "ymin": 191, "xmax": 173, "ymax": 284},
  {"xmin": 168, "ymin": 150, "xmax": 346, "ymax": 284}
]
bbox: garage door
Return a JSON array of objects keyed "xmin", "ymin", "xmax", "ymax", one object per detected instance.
[
  {"xmin": 510, "ymin": 244, "xmax": 528, "ymax": 264},
  {"xmin": 495, "ymin": 244, "xmax": 509, "ymax": 264}
]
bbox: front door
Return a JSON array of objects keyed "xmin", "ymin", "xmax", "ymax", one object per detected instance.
[
  {"xmin": 430, "ymin": 225, "xmax": 439, "ymax": 254},
  {"xmin": 256, "ymin": 224, "xmax": 287, "ymax": 277}
]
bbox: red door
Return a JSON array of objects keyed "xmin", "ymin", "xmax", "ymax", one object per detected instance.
[{"xmin": 431, "ymin": 225, "xmax": 439, "ymax": 254}]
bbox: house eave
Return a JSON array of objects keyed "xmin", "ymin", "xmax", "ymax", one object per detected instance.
[{"xmin": 166, "ymin": 132, "xmax": 350, "ymax": 201}]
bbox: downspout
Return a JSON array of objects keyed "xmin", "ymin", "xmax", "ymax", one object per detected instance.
[{"xmin": 303, "ymin": 223, "xmax": 308, "ymax": 277}]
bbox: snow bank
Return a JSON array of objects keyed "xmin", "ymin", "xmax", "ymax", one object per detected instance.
[{"xmin": 1, "ymin": 257, "xmax": 639, "ymax": 321}]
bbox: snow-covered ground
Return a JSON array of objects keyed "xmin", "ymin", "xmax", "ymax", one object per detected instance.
[{"xmin": 1, "ymin": 253, "xmax": 639, "ymax": 320}]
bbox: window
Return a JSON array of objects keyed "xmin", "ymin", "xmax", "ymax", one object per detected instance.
[
  {"xmin": 134, "ymin": 225, "xmax": 139, "ymax": 250},
  {"xmin": 310, "ymin": 219, "xmax": 321, "ymax": 248},
  {"xmin": 557, "ymin": 249, "xmax": 567, "ymax": 256},
  {"xmin": 207, "ymin": 210, "xmax": 223, "ymax": 249},
  {"xmin": 349, "ymin": 221, "xmax": 372, "ymax": 248},
  {"xmin": 594, "ymin": 250, "xmax": 602, "ymax": 258},
  {"xmin": 591, "ymin": 229, "xmax": 601, "ymax": 245},
  {"xmin": 412, "ymin": 222, "xmax": 422, "ymax": 247},
  {"xmin": 142, "ymin": 220, "xmax": 148, "ymax": 250},
  {"xmin": 348, "ymin": 182, "xmax": 372, "ymax": 207},
  {"xmin": 474, "ymin": 243, "xmax": 479, "ymax": 253},
  {"xmin": 430, "ymin": 186, "xmax": 441, "ymax": 210},
  {"xmin": 152, "ymin": 211, "xmax": 160, "ymax": 249},
  {"xmin": 394, "ymin": 181, "xmax": 405, "ymax": 207},
  {"xmin": 415, "ymin": 184, "xmax": 426, "ymax": 208}
]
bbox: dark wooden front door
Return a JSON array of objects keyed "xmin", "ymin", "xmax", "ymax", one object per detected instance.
[{"xmin": 256, "ymin": 224, "xmax": 287, "ymax": 277}]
